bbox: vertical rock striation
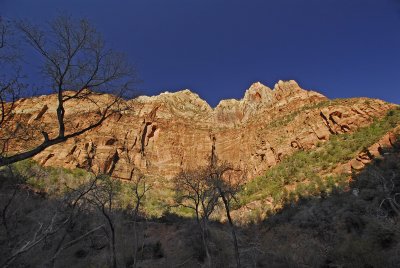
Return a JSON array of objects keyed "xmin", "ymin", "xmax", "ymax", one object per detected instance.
[{"xmin": 4, "ymin": 80, "xmax": 396, "ymax": 180}]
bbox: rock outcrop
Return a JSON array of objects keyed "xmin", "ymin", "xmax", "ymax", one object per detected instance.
[
  {"xmin": 333, "ymin": 127, "xmax": 400, "ymax": 174},
  {"xmin": 5, "ymin": 80, "xmax": 396, "ymax": 180}
]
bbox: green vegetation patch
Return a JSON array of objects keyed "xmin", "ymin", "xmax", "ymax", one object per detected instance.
[
  {"xmin": 10, "ymin": 160, "xmax": 176, "ymax": 218},
  {"xmin": 241, "ymin": 107, "xmax": 400, "ymax": 208},
  {"xmin": 12, "ymin": 159, "xmax": 92, "ymax": 195}
]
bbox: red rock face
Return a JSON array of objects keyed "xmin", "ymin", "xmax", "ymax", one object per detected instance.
[
  {"xmin": 4, "ymin": 80, "xmax": 396, "ymax": 180},
  {"xmin": 332, "ymin": 128, "xmax": 400, "ymax": 174}
]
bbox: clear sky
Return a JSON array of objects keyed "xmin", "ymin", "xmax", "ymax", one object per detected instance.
[{"xmin": 2, "ymin": 0, "xmax": 400, "ymax": 106}]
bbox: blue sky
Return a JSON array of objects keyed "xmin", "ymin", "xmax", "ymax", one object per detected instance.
[{"xmin": 2, "ymin": 0, "xmax": 400, "ymax": 106}]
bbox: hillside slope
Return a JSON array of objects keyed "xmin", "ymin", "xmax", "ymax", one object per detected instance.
[{"xmin": 235, "ymin": 108, "xmax": 400, "ymax": 222}]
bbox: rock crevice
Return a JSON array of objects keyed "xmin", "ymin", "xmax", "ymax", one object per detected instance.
[{"xmin": 4, "ymin": 80, "xmax": 395, "ymax": 180}]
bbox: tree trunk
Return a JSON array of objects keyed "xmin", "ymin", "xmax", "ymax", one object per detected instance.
[
  {"xmin": 133, "ymin": 202, "xmax": 140, "ymax": 268},
  {"xmin": 103, "ymin": 210, "xmax": 117, "ymax": 268},
  {"xmin": 201, "ymin": 223, "xmax": 212, "ymax": 268},
  {"xmin": 220, "ymin": 191, "xmax": 240, "ymax": 268}
]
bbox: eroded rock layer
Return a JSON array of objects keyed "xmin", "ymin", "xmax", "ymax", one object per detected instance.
[{"xmin": 7, "ymin": 80, "xmax": 396, "ymax": 180}]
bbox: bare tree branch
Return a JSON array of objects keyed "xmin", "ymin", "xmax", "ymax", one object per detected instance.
[{"xmin": 0, "ymin": 15, "xmax": 136, "ymax": 167}]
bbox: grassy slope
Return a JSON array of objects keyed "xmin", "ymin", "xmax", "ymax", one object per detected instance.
[
  {"xmin": 12, "ymin": 159, "xmax": 188, "ymax": 218},
  {"xmin": 240, "ymin": 107, "xmax": 400, "ymax": 210}
]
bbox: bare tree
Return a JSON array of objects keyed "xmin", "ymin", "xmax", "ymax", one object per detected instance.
[
  {"xmin": 0, "ymin": 17, "xmax": 24, "ymax": 155},
  {"xmin": 130, "ymin": 172, "xmax": 151, "ymax": 268},
  {"xmin": 208, "ymin": 163, "xmax": 243, "ymax": 268},
  {"xmin": 371, "ymin": 167, "xmax": 400, "ymax": 217},
  {"xmin": 2, "ymin": 212, "xmax": 66, "ymax": 268},
  {"xmin": 46, "ymin": 175, "xmax": 102, "ymax": 268},
  {"xmin": 0, "ymin": 172, "xmax": 105, "ymax": 268},
  {"xmin": 174, "ymin": 163, "xmax": 244, "ymax": 267},
  {"xmin": 87, "ymin": 175, "xmax": 121, "ymax": 268},
  {"xmin": 174, "ymin": 168, "xmax": 219, "ymax": 267},
  {"xmin": 0, "ymin": 15, "xmax": 136, "ymax": 166}
]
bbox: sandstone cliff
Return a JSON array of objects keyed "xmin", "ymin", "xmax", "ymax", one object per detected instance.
[{"xmin": 6, "ymin": 80, "xmax": 396, "ymax": 180}]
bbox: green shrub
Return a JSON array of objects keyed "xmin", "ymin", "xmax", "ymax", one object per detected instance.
[{"xmin": 240, "ymin": 108, "xmax": 400, "ymax": 212}]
